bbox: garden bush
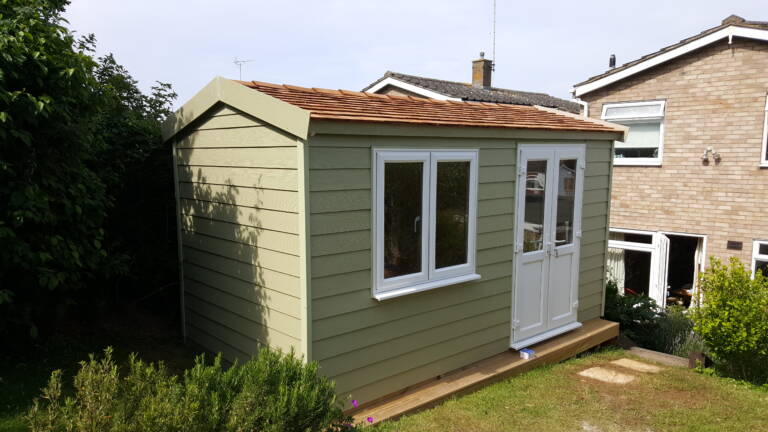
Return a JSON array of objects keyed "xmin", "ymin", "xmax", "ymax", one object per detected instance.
[
  {"xmin": 692, "ymin": 257, "xmax": 768, "ymax": 383},
  {"xmin": 27, "ymin": 347, "xmax": 353, "ymax": 432},
  {"xmin": 603, "ymin": 280, "xmax": 702, "ymax": 356}
]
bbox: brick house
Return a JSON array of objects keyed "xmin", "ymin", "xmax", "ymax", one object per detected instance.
[{"xmin": 572, "ymin": 15, "xmax": 768, "ymax": 307}]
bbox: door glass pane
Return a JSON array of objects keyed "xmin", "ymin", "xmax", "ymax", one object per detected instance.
[
  {"xmin": 757, "ymin": 260, "xmax": 768, "ymax": 277},
  {"xmin": 555, "ymin": 159, "xmax": 577, "ymax": 246},
  {"xmin": 523, "ymin": 160, "xmax": 547, "ymax": 252},
  {"xmin": 607, "ymin": 247, "xmax": 652, "ymax": 296},
  {"xmin": 384, "ymin": 162, "xmax": 423, "ymax": 278},
  {"xmin": 436, "ymin": 161, "xmax": 469, "ymax": 268}
]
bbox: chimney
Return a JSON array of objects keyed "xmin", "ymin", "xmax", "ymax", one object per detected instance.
[
  {"xmin": 609, "ymin": 54, "xmax": 616, "ymax": 69},
  {"xmin": 472, "ymin": 52, "xmax": 493, "ymax": 88}
]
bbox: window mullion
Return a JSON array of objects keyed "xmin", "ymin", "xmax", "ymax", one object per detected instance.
[{"xmin": 427, "ymin": 153, "xmax": 437, "ymax": 280}]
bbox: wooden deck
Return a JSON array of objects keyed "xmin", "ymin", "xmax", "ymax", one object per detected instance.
[{"xmin": 348, "ymin": 318, "xmax": 619, "ymax": 424}]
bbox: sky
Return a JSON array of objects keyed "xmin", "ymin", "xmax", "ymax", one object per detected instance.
[{"xmin": 63, "ymin": 0, "xmax": 766, "ymax": 107}]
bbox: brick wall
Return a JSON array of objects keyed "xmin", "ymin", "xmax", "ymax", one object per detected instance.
[{"xmin": 581, "ymin": 38, "xmax": 768, "ymax": 265}]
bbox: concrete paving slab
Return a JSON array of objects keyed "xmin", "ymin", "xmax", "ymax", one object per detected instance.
[
  {"xmin": 578, "ymin": 367, "xmax": 636, "ymax": 384},
  {"xmin": 611, "ymin": 358, "xmax": 663, "ymax": 373}
]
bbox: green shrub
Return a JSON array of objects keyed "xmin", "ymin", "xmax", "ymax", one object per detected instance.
[
  {"xmin": 692, "ymin": 257, "xmax": 768, "ymax": 383},
  {"xmin": 27, "ymin": 347, "xmax": 353, "ymax": 432},
  {"xmin": 603, "ymin": 279, "xmax": 661, "ymax": 347},
  {"xmin": 604, "ymin": 280, "xmax": 703, "ymax": 356}
]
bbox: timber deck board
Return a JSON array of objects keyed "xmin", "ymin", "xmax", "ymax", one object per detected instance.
[{"xmin": 348, "ymin": 318, "xmax": 618, "ymax": 424}]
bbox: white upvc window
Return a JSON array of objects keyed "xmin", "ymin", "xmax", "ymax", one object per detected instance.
[
  {"xmin": 761, "ymin": 96, "xmax": 768, "ymax": 167},
  {"xmin": 373, "ymin": 149, "xmax": 480, "ymax": 300},
  {"xmin": 602, "ymin": 100, "xmax": 666, "ymax": 166},
  {"xmin": 753, "ymin": 240, "xmax": 768, "ymax": 278}
]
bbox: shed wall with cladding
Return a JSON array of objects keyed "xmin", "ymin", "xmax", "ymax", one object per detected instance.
[
  {"xmin": 307, "ymin": 131, "xmax": 613, "ymax": 403},
  {"xmin": 174, "ymin": 104, "xmax": 303, "ymax": 362}
]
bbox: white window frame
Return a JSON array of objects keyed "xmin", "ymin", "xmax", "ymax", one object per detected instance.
[
  {"xmin": 753, "ymin": 240, "xmax": 768, "ymax": 278},
  {"xmin": 601, "ymin": 100, "xmax": 666, "ymax": 166},
  {"xmin": 761, "ymin": 96, "xmax": 768, "ymax": 167},
  {"xmin": 372, "ymin": 149, "xmax": 480, "ymax": 300}
]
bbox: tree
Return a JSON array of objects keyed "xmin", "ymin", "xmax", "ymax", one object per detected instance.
[{"xmin": 0, "ymin": 0, "xmax": 177, "ymax": 341}]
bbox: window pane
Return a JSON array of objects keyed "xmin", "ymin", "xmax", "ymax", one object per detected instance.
[
  {"xmin": 615, "ymin": 122, "xmax": 661, "ymax": 149},
  {"xmin": 759, "ymin": 243, "xmax": 768, "ymax": 256},
  {"xmin": 555, "ymin": 159, "xmax": 576, "ymax": 246},
  {"xmin": 609, "ymin": 231, "xmax": 653, "ymax": 244},
  {"xmin": 435, "ymin": 161, "xmax": 470, "ymax": 268},
  {"xmin": 615, "ymin": 148, "xmax": 658, "ymax": 159},
  {"xmin": 757, "ymin": 260, "xmax": 768, "ymax": 277},
  {"xmin": 524, "ymin": 160, "xmax": 547, "ymax": 252},
  {"xmin": 384, "ymin": 162, "xmax": 423, "ymax": 279},
  {"xmin": 604, "ymin": 103, "xmax": 663, "ymax": 119}
]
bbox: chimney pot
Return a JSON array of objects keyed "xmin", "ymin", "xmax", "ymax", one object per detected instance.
[
  {"xmin": 609, "ymin": 54, "xmax": 616, "ymax": 69},
  {"xmin": 472, "ymin": 54, "xmax": 493, "ymax": 88}
]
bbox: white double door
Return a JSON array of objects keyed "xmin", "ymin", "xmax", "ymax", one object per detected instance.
[{"xmin": 512, "ymin": 145, "xmax": 585, "ymax": 349}]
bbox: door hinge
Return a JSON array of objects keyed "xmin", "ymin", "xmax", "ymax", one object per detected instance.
[
  {"xmin": 573, "ymin": 301, "xmax": 579, "ymax": 309},
  {"xmin": 515, "ymin": 242, "xmax": 523, "ymax": 253},
  {"xmin": 579, "ymin": 160, "xmax": 586, "ymax": 171},
  {"xmin": 575, "ymin": 230, "xmax": 582, "ymax": 239},
  {"xmin": 512, "ymin": 319, "xmax": 520, "ymax": 330}
]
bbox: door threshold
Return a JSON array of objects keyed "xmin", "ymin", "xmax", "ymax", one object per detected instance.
[{"xmin": 511, "ymin": 321, "xmax": 582, "ymax": 350}]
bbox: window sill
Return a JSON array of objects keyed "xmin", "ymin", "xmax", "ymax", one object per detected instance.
[
  {"xmin": 760, "ymin": 162, "xmax": 768, "ymax": 168},
  {"xmin": 373, "ymin": 273, "xmax": 481, "ymax": 301},
  {"xmin": 613, "ymin": 159, "xmax": 662, "ymax": 167}
]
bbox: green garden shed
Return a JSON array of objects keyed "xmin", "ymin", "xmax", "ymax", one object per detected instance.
[{"xmin": 162, "ymin": 77, "xmax": 626, "ymax": 415}]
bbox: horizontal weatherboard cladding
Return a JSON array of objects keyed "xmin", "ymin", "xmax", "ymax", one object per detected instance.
[
  {"xmin": 307, "ymin": 134, "xmax": 515, "ymax": 404},
  {"xmin": 307, "ymin": 133, "xmax": 613, "ymax": 404},
  {"xmin": 176, "ymin": 104, "xmax": 302, "ymax": 363}
]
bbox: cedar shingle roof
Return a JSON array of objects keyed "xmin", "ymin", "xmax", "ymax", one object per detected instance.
[
  {"xmin": 363, "ymin": 71, "xmax": 581, "ymax": 113},
  {"xmin": 237, "ymin": 80, "xmax": 621, "ymax": 133},
  {"xmin": 575, "ymin": 15, "xmax": 768, "ymax": 88}
]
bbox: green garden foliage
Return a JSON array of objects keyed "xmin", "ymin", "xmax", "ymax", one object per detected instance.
[
  {"xmin": 603, "ymin": 280, "xmax": 701, "ymax": 356},
  {"xmin": 692, "ymin": 257, "xmax": 768, "ymax": 383},
  {"xmin": 0, "ymin": 0, "xmax": 177, "ymax": 341},
  {"xmin": 603, "ymin": 279, "xmax": 661, "ymax": 346},
  {"xmin": 27, "ymin": 347, "xmax": 354, "ymax": 432}
]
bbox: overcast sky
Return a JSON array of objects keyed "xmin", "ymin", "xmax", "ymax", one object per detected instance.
[{"xmin": 64, "ymin": 1, "xmax": 765, "ymax": 107}]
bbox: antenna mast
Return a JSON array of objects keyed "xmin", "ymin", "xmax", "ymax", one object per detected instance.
[
  {"xmin": 491, "ymin": 0, "xmax": 497, "ymax": 71},
  {"xmin": 233, "ymin": 57, "xmax": 254, "ymax": 80}
]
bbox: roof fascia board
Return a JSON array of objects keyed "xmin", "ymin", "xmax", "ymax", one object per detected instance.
[
  {"xmin": 364, "ymin": 76, "xmax": 461, "ymax": 101},
  {"xmin": 162, "ymin": 76, "xmax": 310, "ymax": 141},
  {"xmin": 309, "ymin": 120, "xmax": 625, "ymax": 141},
  {"xmin": 573, "ymin": 26, "xmax": 768, "ymax": 97},
  {"xmin": 535, "ymin": 105, "xmax": 628, "ymax": 142}
]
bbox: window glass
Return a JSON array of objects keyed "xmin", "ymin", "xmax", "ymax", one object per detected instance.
[
  {"xmin": 759, "ymin": 243, "xmax": 768, "ymax": 256},
  {"xmin": 604, "ymin": 104, "xmax": 663, "ymax": 119},
  {"xmin": 524, "ymin": 160, "xmax": 547, "ymax": 252},
  {"xmin": 384, "ymin": 162, "xmax": 423, "ymax": 279},
  {"xmin": 435, "ymin": 161, "xmax": 470, "ymax": 268},
  {"xmin": 614, "ymin": 121, "xmax": 661, "ymax": 159},
  {"xmin": 555, "ymin": 159, "xmax": 577, "ymax": 246},
  {"xmin": 609, "ymin": 231, "xmax": 653, "ymax": 244}
]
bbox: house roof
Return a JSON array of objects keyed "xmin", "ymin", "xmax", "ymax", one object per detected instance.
[
  {"xmin": 236, "ymin": 80, "xmax": 620, "ymax": 133},
  {"xmin": 573, "ymin": 15, "xmax": 768, "ymax": 97},
  {"xmin": 363, "ymin": 71, "xmax": 581, "ymax": 114}
]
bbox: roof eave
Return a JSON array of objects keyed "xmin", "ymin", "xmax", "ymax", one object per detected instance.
[
  {"xmin": 162, "ymin": 76, "xmax": 311, "ymax": 142},
  {"xmin": 572, "ymin": 25, "xmax": 768, "ymax": 97}
]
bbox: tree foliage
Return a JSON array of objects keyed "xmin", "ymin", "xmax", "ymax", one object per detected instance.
[{"xmin": 0, "ymin": 0, "xmax": 177, "ymax": 340}]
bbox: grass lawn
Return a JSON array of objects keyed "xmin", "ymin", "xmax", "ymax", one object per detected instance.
[
  {"xmin": 0, "ymin": 307, "xmax": 197, "ymax": 432},
  {"xmin": 370, "ymin": 348, "xmax": 768, "ymax": 432}
]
